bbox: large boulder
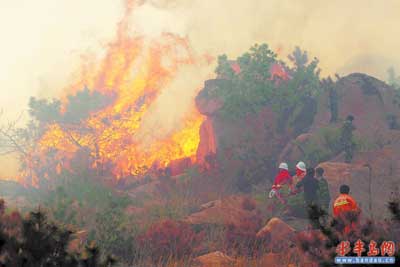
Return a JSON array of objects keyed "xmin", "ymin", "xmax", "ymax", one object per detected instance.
[
  {"xmin": 196, "ymin": 118, "xmax": 217, "ymax": 166},
  {"xmin": 195, "ymin": 79, "xmax": 225, "ymax": 116},
  {"xmin": 278, "ymin": 133, "xmax": 336, "ymax": 168},
  {"xmin": 352, "ymin": 147, "xmax": 400, "ymax": 217},
  {"xmin": 195, "ymin": 80, "xmax": 223, "ymax": 165},
  {"xmin": 196, "ymin": 97, "xmax": 224, "ymax": 116},
  {"xmin": 247, "ymin": 228, "xmax": 322, "ymax": 267},
  {"xmin": 256, "ymin": 217, "xmax": 295, "ymax": 252},
  {"xmin": 312, "ymin": 73, "xmax": 400, "ymax": 141},
  {"xmin": 256, "ymin": 217, "xmax": 295, "ymax": 238},
  {"xmin": 195, "ymin": 78, "xmax": 289, "ymax": 180},
  {"xmin": 317, "ymin": 155, "xmax": 400, "ymax": 218},
  {"xmin": 193, "ymin": 251, "xmax": 236, "ymax": 267},
  {"xmin": 316, "ymin": 161, "xmax": 368, "ymax": 204},
  {"xmin": 278, "ymin": 134, "xmax": 311, "ymax": 162},
  {"xmin": 185, "ymin": 195, "xmax": 259, "ymax": 226}
]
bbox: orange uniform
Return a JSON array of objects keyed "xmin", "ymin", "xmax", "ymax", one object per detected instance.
[
  {"xmin": 333, "ymin": 194, "xmax": 359, "ymax": 217},
  {"xmin": 333, "ymin": 193, "xmax": 360, "ymax": 234}
]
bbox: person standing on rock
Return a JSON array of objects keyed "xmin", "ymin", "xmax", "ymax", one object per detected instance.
[
  {"xmin": 316, "ymin": 167, "xmax": 331, "ymax": 212},
  {"xmin": 340, "ymin": 115, "xmax": 356, "ymax": 163},
  {"xmin": 269, "ymin": 162, "xmax": 292, "ymax": 205}
]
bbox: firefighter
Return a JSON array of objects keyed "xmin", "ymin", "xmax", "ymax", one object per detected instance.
[
  {"xmin": 292, "ymin": 161, "xmax": 307, "ymax": 186},
  {"xmin": 333, "ymin": 184, "xmax": 360, "ymax": 234},
  {"xmin": 286, "ymin": 161, "xmax": 308, "ymax": 216},
  {"xmin": 269, "ymin": 162, "xmax": 292, "ymax": 205}
]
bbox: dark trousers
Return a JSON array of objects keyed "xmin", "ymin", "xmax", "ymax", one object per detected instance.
[{"xmin": 305, "ymin": 198, "xmax": 321, "ymax": 229}]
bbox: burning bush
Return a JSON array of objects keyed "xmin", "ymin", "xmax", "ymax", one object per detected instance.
[
  {"xmin": 16, "ymin": 30, "xmax": 205, "ymax": 186},
  {"xmin": 139, "ymin": 219, "xmax": 204, "ymax": 262},
  {"xmin": 28, "ymin": 87, "xmax": 114, "ymax": 125}
]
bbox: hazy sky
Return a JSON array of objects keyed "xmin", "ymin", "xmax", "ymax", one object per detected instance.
[
  {"xmin": 1, "ymin": 0, "xmax": 400, "ymax": 177},
  {"xmin": 0, "ymin": 0, "xmax": 123, "ymax": 120},
  {"xmin": 1, "ymin": 0, "xmax": 400, "ymax": 120}
]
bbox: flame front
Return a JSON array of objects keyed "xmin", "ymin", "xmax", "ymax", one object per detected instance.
[{"xmin": 24, "ymin": 2, "xmax": 206, "ymax": 183}]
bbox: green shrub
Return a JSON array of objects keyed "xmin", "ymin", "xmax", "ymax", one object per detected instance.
[
  {"xmin": 212, "ymin": 44, "xmax": 321, "ymax": 137},
  {"xmin": 296, "ymin": 126, "xmax": 342, "ymax": 166}
]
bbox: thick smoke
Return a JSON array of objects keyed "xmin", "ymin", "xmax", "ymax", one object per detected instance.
[
  {"xmin": 133, "ymin": 0, "xmax": 400, "ymax": 79},
  {"xmin": 131, "ymin": 0, "xmax": 400, "ymax": 141}
]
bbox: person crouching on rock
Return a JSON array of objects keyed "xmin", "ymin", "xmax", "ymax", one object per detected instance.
[{"xmin": 269, "ymin": 162, "xmax": 292, "ymax": 205}]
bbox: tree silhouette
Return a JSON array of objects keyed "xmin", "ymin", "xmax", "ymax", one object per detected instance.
[{"xmin": 0, "ymin": 200, "xmax": 116, "ymax": 267}]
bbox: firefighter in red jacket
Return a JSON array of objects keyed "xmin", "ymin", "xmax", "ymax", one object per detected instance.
[
  {"xmin": 269, "ymin": 162, "xmax": 292, "ymax": 204},
  {"xmin": 292, "ymin": 161, "xmax": 307, "ymax": 186},
  {"xmin": 333, "ymin": 184, "xmax": 361, "ymax": 234},
  {"xmin": 288, "ymin": 161, "xmax": 307, "ymax": 196}
]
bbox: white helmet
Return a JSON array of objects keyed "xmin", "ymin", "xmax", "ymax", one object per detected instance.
[
  {"xmin": 279, "ymin": 162, "xmax": 289, "ymax": 170},
  {"xmin": 269, "ymin": 189, "xmax": 276, "ymax": 198},
  {"xmin": 296, "ymin": 161, "xmax": 306, "ymax": 172}
]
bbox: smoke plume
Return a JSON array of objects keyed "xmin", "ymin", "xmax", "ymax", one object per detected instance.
[{"xmin": 1, "ymin": 0, "xmax": 400, "ymax": 178}]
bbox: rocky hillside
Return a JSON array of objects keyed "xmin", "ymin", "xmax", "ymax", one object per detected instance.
[{"xmin": 195, "ymin": 72, "xmax": 400, "ymax": 217}]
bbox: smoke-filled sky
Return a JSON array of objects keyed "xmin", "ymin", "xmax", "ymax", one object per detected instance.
[
  {"xmin": 2, "ymin": 0, "xmax": 400, "ymax": 119},
  {"xmin": 1, "ymin": 0, "xmax": 400, "ymax": 177}
]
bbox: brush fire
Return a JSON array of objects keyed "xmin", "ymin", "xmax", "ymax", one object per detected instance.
[
  {"xmin": 2, "ymin": 1, "xmax": 400, "ymax": 267},
  {"xmin": 17, "ymin": 1, "xmax": 208, "ymax": 186}
]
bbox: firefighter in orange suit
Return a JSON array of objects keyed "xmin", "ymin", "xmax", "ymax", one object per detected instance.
[{"xmin": 333, "ymin": 184, "xmax": 360, "ymax": 234}]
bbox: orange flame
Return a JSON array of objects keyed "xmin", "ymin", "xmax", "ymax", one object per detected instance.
[
  {"xmin": 269, "ymin": 63, "xmax": 290, "ymax": 82},
  {"xmin": 20, "ymin": 0, "xmax": 207, "ymax": 184}
]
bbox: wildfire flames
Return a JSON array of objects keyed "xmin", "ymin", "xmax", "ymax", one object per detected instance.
[
  {"xmin": 269, "ymin": 63, "xmax": 290, "ymax": 82},
  {"xmin": 20, "ymin": 1, "xmax": 207, "ymax": 185}
]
